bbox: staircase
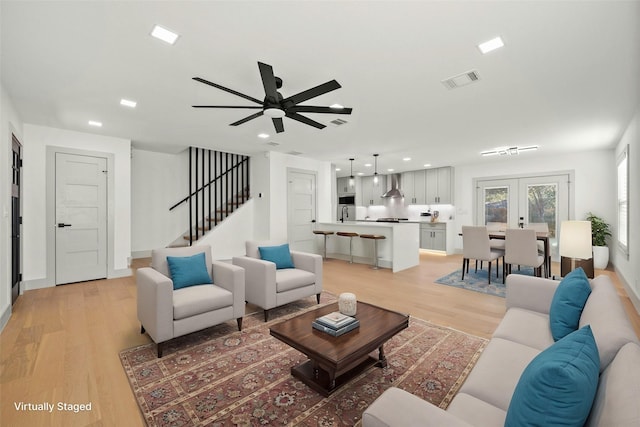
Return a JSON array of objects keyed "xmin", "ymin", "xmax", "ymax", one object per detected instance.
[{"xmin": 169, "ymin": 147, "xmax": 250, "ymax": 247}]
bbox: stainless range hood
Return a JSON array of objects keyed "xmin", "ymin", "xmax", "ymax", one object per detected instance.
[{"xmin": 381, "ymin": 173, "xmax": 404, "ymax": 198}]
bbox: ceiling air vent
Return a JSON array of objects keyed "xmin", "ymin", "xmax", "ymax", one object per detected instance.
[
  {"xmin": 287, "ymin": 151, "xmax": 303, "ymax": 156},
  {"xmin": 266, "ymin": 141, "xmax": 280, "ymax": 147},
  {"xmin": 441, "ymin": 70, "xmax": 480, "ymax": 90},
  {"xmin": 330, "ymin": 118, "xmax": 348, "ymax": 126}
]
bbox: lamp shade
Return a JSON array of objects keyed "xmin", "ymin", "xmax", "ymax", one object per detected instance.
[{"xmin": 559, "ymin": 221, "xmax": 592, "ymax": 260}]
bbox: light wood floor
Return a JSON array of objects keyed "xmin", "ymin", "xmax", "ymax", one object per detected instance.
[{"xmin": 1, "ymin": 252, "xmax": 638, "ymax": 427}]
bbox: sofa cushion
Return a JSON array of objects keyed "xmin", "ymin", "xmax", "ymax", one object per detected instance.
[
  {"xmin": 173, "ymin": 284, "xmax": 233, "ymax": 320},
  {"xmin": 586, "ymin": 343, "xmax": 640, "ymax": 427},
  {"xmin": 167, "ymin": 252, "xmax": 212, "ymax": 290},
  {"xmin": 549, "ymin": 267, "xmax": 591, "ymax": 341},
  {"xmin": 505, "ymin": 325, "xmax": 600, "ymax": 427},
  {"xmin": 275, "ymin": 268, "xmax": 316, "ymax": 292},
  {"xmin": 259, "ymin": 243, "xmax": 295, "ymax": 269},
  {"xmin": 492, "ymin": 308, "xmax": 554, "ymax": 351},
  {"xmin": 457, "ymin": 337, "xmax": 540, "ymax": 411},
  {"xmin": 447, "ymin": 392, "xmax": 506, "ymax": 426},
  {"xmin": 579, "ymin": 275, "xmax": 639, "ymax": 371}
]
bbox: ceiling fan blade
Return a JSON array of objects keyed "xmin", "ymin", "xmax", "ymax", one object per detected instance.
[
  {"xmin": 258, "ymin": 62, "xmax": 279, "ymax": 104},
  {"xmin": 192, "ymin": 105, "xmax": 263, "ymax": 109},
  {"xmin": 282, "ymin": 80, "xmax": 341, "ymax": 106},
  {"xmin": 193, "ymin": 77, "xmax": 263, "ymax": 105},
  {"xmin": 272, "ymin": 117, "xmax": 284, "ymax": 133},
  {"xmin": 285, "ymin": 112, "xmax": 326, "ymax": 129},
  {"xmin": 230, "ymin": 111, "xmax": 264, "ymax": 126},
  {"xmin": 288, "ymin": 105, "xmax": 353, "ymax": 114}
]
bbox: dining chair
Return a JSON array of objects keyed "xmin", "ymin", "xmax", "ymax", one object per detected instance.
[
  {"xmin": 486, "ymin": 222, "xmax": 507, "ymax": 251},
  {"xmin": 525, "ymin": 222, "xmax": 550, "ymax": 276},
  {"xmin": 504, "ymin": 228, "xmax": 545, "ymax": 282},
  {"xmin": 461, "ymin": 226, "xmax": 503, "ymax": 284}
]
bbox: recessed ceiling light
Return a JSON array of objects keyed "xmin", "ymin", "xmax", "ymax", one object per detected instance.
[
  {"xmin": 403, "ymin": 157, "xmax": 411, "ymax": 161},
  {"xmin": 330, "ymin": 104, "xmax": 345, "ymax": 110},
  {"xmin": 478, "ymin": 36, "xmax": 504, "ymax": 54},
  {"xmin": 151, "ymin": 25, "xmax": 179, "ymax": 45},
  {"xmin": 364, "ymin": 163, "xmax": 372, "ymax": 167},
  {"xmin": 120, "ymin": 98, "xmax": 137, "ymax": 108},
  {"xmin": 357, "ymin": 172, "xmax": 364, "ymax": 176},
  {"xmin": 88, "ymin": 120, "xmax": 102, "ymax": 127},
  {"xmin": 423, "ymin": 163, "xmax": 431, "ymax": 167},
  {"xmin": 258, "ymin": 133, "xmax": 269, "ymax": 139},
  {"xmin": 387, "ymin": 168, "xmax": 394, "ymax": 172},
  {"xmin": 335, "ymin": 168, "xmax": 341, "ymax": 171}
]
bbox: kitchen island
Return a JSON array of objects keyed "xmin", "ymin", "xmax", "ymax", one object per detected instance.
[{"xmin": 315, "ymin": 222, "xmax": 419, "ymax": 272}]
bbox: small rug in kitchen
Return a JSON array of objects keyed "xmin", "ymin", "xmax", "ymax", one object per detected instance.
[
  {"xmin": 435, "ymin": 266, "xmax": 536, "ymax": 297},
  {"xmin": 120, "ymin": 294, "xmax": 487, "ymax": 426}
]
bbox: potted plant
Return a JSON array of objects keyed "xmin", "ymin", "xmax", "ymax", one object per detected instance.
[{"xmin": 586, "ymin": 212, "xmax": 612, "ymax": 269}]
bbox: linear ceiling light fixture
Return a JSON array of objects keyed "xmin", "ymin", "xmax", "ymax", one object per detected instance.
[
  {"xmin": 481, "ymin": 145, "xmax": 538, "ymax": 157},
  {"xmin": 88, "ymin": 120, "xmax": 102, "ymax": 127},
  {"xmin": 478, "ymin": 36, "xmax": 504, "ymax": 54},
  {"xmin": 151, "ymin": 25, "xmax": 180, "ymax": 45}
]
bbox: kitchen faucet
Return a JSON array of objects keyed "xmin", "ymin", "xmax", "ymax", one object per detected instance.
[{"xmin": 340, "ymin": 205, "xmax": 349, "ymax": 223}]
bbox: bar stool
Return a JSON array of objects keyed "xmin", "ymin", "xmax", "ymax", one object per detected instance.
[
  {"xmin": 336, "ymin": 232, "xmax": 359, "ymax": 263},
  {"xmin": 360, "ymin": 234, "xmax": 386, "ymax": 269},
  {"xmin": 312, "ymin": 230, "xmax": 334, "ymax": 260}
]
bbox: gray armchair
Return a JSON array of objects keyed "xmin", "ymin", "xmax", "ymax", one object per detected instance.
[
  {"xmin": 232, "ymin": 240, "xmax": 322, "ymax": 321},
  {"xmin": 137, "ymin": 245, "xmax": 245, "ymax": 357}
]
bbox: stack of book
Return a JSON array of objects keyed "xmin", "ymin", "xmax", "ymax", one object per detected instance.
[{"xmin": 312, "ymin": 311, "xmax": 360, "ymax": 337}]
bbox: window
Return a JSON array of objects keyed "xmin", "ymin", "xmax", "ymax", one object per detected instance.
[{"xmin": 617, "ymin": 146, "xmax": 629, "ymax": 256}]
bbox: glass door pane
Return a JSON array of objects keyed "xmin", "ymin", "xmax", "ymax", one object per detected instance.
[
  {"xmin": 476, "ymin": 179, "xmax": 518, "ymax": 228},
  {"xmin": 485, "ymin": 186, "xmax": 508, "ymax": 225}
]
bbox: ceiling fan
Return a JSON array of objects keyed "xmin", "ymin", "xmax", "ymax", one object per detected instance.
[{"xmin": 192, "ymin": 61, "xmax": 352, "ymax": 133}]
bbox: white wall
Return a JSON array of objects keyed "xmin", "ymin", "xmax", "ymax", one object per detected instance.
[
  {"xmin": 0, "ymin": 84, "xmax": 24, "ymax": 330},
  {"xmin": 131, "ymin": 148, "xmax": 189, "ymax": 256},
  {"xmin": 22, "ymin": 124, "xmax": 131, "ymax": 287},
  {"xmin": 613, "ymin": 107, "xmax": 639, "ymax": 308},
  {"xmin": 452, "ymin": 149, "xmax": 616, "ymax": 250}
]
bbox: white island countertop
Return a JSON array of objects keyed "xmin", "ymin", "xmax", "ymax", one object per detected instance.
[{"xmin": 315, "ymin": 222, "xmax": 419, "ymax": 272}]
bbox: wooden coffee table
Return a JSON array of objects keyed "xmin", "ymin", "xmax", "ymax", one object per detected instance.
[{"xmin": 269, "ymin": 301, "xmax": 409, "ymax": 396}]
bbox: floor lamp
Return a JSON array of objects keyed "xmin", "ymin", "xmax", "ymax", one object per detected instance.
[{"xmin": 559, "ymin": 220, "xmax": 593, "ymax": 278}]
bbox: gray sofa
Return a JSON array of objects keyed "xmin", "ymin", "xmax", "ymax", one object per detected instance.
[{"xmin": 363, "ymin": 274, "xmax": 640, "ymax": 426}]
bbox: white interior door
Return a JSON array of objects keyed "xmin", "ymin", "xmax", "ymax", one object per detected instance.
[
  {"xmin": 55, "ymin": 153, "xmax": 108, "ymax": 284},
  {"xmin": 287, "ymin": 169, "xmax": 317, "ymax": 253}
]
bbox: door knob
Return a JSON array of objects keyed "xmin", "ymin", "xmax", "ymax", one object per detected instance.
[{"xmin": 57, "ymin": 223, "xmax": 72, "ymax": 228}]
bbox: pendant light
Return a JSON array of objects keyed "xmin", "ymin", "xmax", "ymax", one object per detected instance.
[
  {"xmin": 348, "ymin": 158, "xmax": 355, "ymax": 187},
  {"xmin": 373, "ymin": 154, "xmax": 379, "ymax": 185}
]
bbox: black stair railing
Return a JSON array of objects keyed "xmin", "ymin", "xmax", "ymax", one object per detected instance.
[{"xmin": 170, "ymin": 147, "xmax": 250, "ymax": 245}]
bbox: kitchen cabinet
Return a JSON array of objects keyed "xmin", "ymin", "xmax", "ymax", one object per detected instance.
[
  {"xmin": 401, "ymin": 170, "xmax": 426, "ymax": 204},
  {"xmin": 425, "ymin": 167, "xmax": 453, "ymax": 204},
  {"xmin": 360, "ymin": 175, "xmax": 386, "ymax": 206},
  {"xmin": 420, "ymin": 223, "xmax": 446, "ymax": 251},
  {"xmin": 337, "ymin": 176, "xmax": 355, "ymax": 195}
]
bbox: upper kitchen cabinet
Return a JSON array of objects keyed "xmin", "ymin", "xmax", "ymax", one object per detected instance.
[
  {"xmin": 360, "ymin": 175, "xmax": 387, "ymax": 206},
  {"xmin": 337, "ymin": 176, "xmax": 355, "ymax": 195},
  {"xmin": 425, "ymin": 167, "xmax": 453, "ymax": 204},
  {"xmin": 401, "ymin": 170, "xmax": 426, "ymax": 204}
]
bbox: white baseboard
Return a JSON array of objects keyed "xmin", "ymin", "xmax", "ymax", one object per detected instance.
[
  {"xmin": 616, "ymin": 266, "xmax": 640, "ymax": 315},
  {"xmin": 131, "ymin": 250, "xmax": 152, "ymax": 259},
  {"xmin": 23, "ymin": 278, "xmax": 53, "ymax": 292},
  {"xmin": 0, "ymin": 303, "xmax": 11, "ymax": 333},
  {"xmin": 109, "ymin": 268, "xmax": 132, "ymax": 279}
]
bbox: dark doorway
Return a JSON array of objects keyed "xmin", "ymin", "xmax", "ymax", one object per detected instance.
[{"xmin": 11, "ymin": 134, "xmax": 22, "ymax": 304}]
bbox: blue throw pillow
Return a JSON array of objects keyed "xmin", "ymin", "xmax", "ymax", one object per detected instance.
[
  {"xmin": 258, "ymin": 244, "xmax": 295, "ymax": 269},
  {"xmin": 505, "ymin": 325, "xmax": 600, "ymax": 427},
  {"xmin": 166, "ymin": 252, "xmax": 212, "ymax": 290},
  {"xmin": 549, "ymin": 267, "xmax": 592, "ymax": 341}
]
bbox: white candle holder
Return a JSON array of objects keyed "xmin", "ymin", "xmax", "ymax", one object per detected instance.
[{"xmin": 338, "ymin": 292, "xmax": 357, "ymax": 316}]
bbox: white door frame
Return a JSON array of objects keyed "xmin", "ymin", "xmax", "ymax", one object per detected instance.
[
  {"xmin": 46, "ymin": 146, "xmax": 116, "ymax": 286},
  {"xmin": 286, "ymin": 168, "xmax": 317, "ymax": 252}
]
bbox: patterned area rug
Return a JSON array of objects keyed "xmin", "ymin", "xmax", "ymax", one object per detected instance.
[
  {"xmin": 435, "ymin": 266, "xmax": 536, "ymax": 297},
  {"xmin": 120, "ymin": 294, "xmax": 487, "ymax": 426}
]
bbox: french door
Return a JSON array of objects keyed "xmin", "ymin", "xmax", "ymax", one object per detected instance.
[
  {"xmin": 11, "ymin": 135, "xmax": 22, "ymax": 304},
  {"xmin": 476, "ymin": 174, "xmax": 571, "ymax": 259}
]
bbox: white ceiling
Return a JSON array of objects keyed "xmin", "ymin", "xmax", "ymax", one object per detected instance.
[{"xmin": 2, "ymin": 1, "xmax": 639, "ymax": 176}]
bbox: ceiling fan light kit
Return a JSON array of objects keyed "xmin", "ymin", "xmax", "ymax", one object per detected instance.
[{"xmin": 192, "ymin": 61, "xmax": 353, "ymax": 134}]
